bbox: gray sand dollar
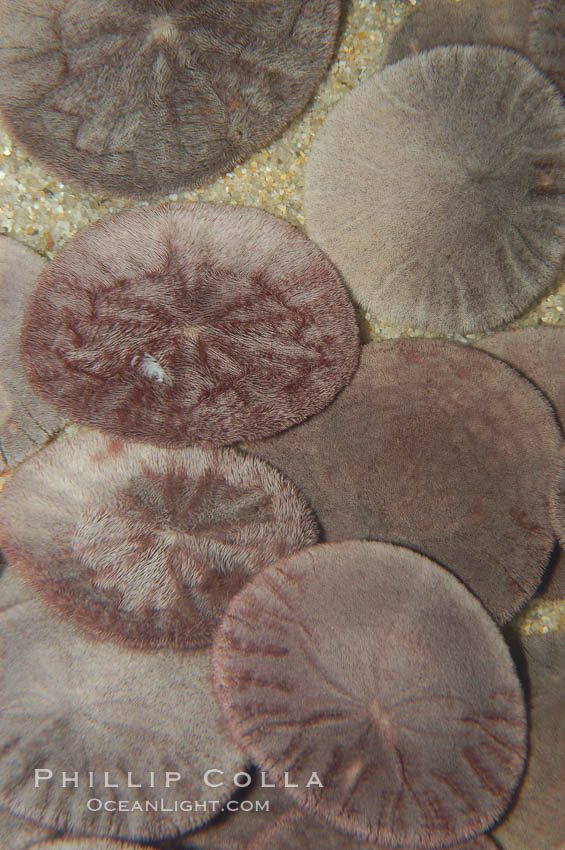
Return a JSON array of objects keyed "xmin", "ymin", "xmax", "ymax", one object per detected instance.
[
  {"xmin": 305, "ymin": 46, "xmax": 565, "ymax": 333},
  {"xmin": 0, "ymin": 601, "xmax": 246, "ymax": 840}
]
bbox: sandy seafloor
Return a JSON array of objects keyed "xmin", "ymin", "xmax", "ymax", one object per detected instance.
[{"xmin": 0, "ymin": 0, "xmax": 564, "ymax": 812}]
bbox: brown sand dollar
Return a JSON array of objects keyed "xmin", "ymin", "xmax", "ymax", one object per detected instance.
[
  {"xmin": 21, "ymin": 203, "xmax": 359, "ymax": 447},
  {"xmin": 249, "ymin": 811, "xmax": 378, "ymax": 848},
  {"xmin": 0, "ymin": 808, "xmax": 55, "ymax": 850},
  {"xmin": 0, "ymin": 0, "xmax": 340, "ymax": 196},
  {"xmin": 27, "ymin": 842, "xmax": 154, "ymax": 850},
  {"xmin": 305, "ymin": 45, "xmax": 565, "ymax": 333},
  {"xmin": 551, "ymin": 444, "xmax": 565, "ymax": 545},
  {"xmin": 0, "ymin": 559, "xmax": 36, "ymax": 612},
  {"xmin": 0, "ymin": 600, "xmax": 246, "ymax": 839},
  {"xmin": 551, "ymin": 443, "xmax": 565, "ymax": 542},
  {"xmin": 250, "ymin": 341, "xmax": 561, "ymax": 623},
  {"xmin": 537, "ymin": 546, "xmax": 565, "ymax": 600},
  {"xmin": 528, "ymin": 0, "xmax": 565, "ymax": 93},
  {"xmin": 475, "ymin": 327, "xmax": 565, "ymax": 601},
  {"xmin": 384, "ymin": 0, "xmax": 533, "ymax": 65},
  {"xmin": 0, "ymin": 430, "xmax": 318, "ymax": 648},
  {"xmin": 250, "ymin": 811, "xmax": 500, "ymax": 849},
  {"xmin": 172, "ymin": 781, "xmax": 296, "ymax": 849},
  {"xmin": 0, "ymin": 237, "xmax": 65, "ymax": 470},
  {"xmin": 213, "ymin": 541, "xmax": 527, "ymax": 848},
  {"xmin": 476, "ymin": 327, "xmax": 565, "ymax": 429},
  {"xmin": 494, "ymin": 630, "xmax": 565, "ymax": 849}
]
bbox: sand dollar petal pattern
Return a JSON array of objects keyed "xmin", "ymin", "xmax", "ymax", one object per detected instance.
[
  {"xmin": 0, "ymin": 430, "xmax": 319, "ymax": 648},
  {"xmin": 21, "ymin": 203, "xmax": 359, "ymax": 447},
  {"xmin": 0, "ymin": 0, "xmax": 340, "ymax": 196},
  {"xmin": 213, "ymin": 541, "xmax": 527, "ymax": 848}
]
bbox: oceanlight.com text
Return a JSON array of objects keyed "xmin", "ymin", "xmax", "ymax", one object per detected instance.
[{"xmin": 86, "ymin": 797, "xmax": 269, "ymax": 813}]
